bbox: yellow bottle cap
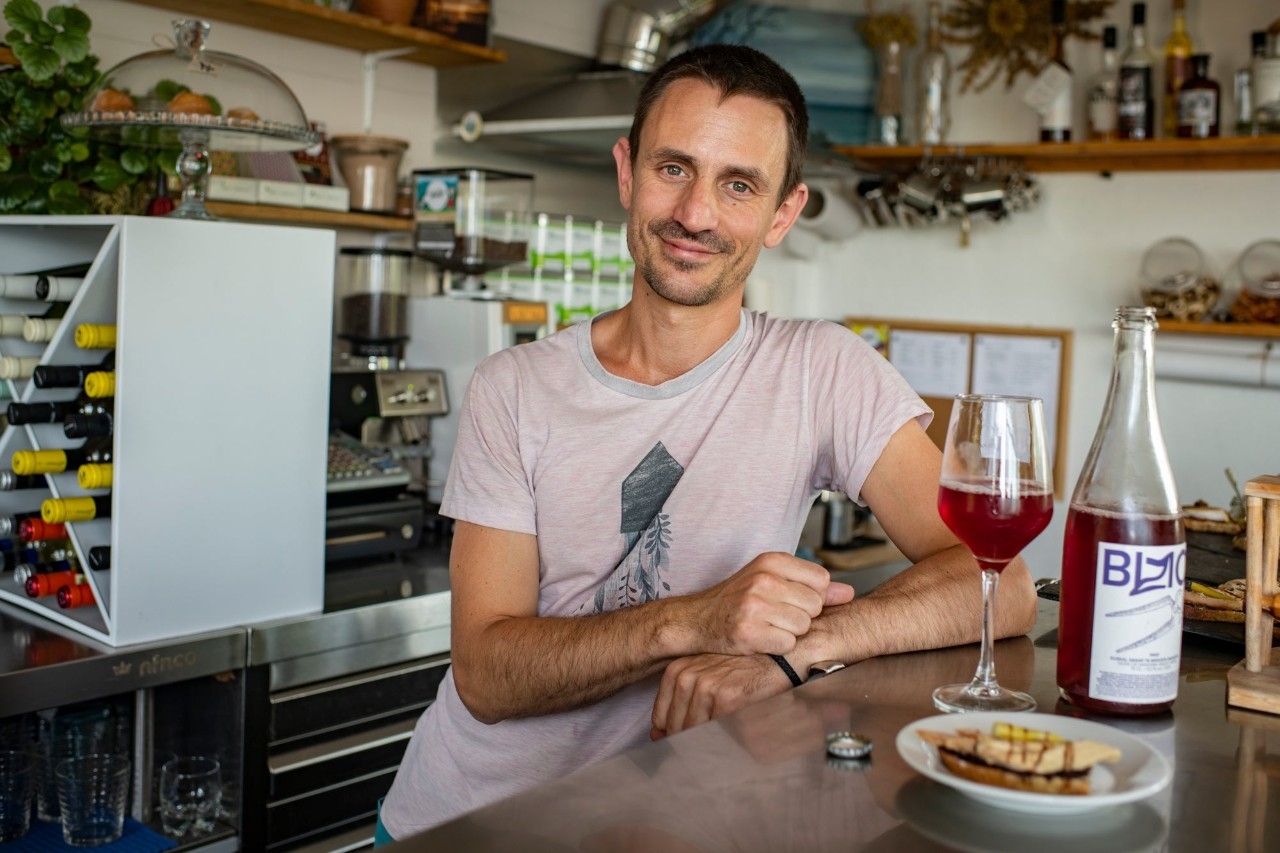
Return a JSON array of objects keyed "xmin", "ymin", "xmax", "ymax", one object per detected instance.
[
  {"xmin": 11, "ymin": 449, "xmax": 68, "ymax": 476},
  {"xmin": 41, "ymin": 496, "xmax": 98, "ymax": 524},
  {"xmin": 78, "ymin": 463, "xmax": 113, "ymax": 490},
  {"xmin": 74, "ymin": 324, "xmax": 117, "ymax": 349},
  {"xmin": 84, "ymin": 371, "xmax": 115, "ymax": 399}
]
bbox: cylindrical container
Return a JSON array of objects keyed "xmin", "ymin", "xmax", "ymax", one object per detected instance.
[
  {"xmin": 1057, "ymin": 306, "xmax": 1185, "ymax": 715},
  {"xmin": 55, "ymin": 753, "xmax": 130, "ymax": 847},
  {"xmin": 159, "ymin": 756, "xmax": 222, "ymax": 839},
  {"xmin": 0, "ymin": 749, "xmax": 34, "ymax": 842},
  {"xmin": 1229, "ymin": 239, "xmax": 1280, "ymax": 324},
  {"xmin": 822, "ymin": 492, "xmax": 858, "ymax": 548},
  {"xmin": 331, "ymin": 135, "xmax": 408, "ymax": 213},
  {"xmin": 335, "ymin": 248, "xmax": 412, "ymax": 356}
]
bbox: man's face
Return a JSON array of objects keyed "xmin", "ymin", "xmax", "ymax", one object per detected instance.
[{"xmin": 614, "ymin": 79, "xmax": 806, "ymax": 308}]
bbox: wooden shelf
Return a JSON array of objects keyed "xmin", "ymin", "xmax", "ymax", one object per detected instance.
[
  {"xmin": 0, "ymin": 46, "xmax": 17, "ymax": 67},
  {"xmin": 832, "ymin": 136, "xmax": 1280, "ymax": 173},
  {"xmin": 123, "ymin": 0, "xmax": 506, "ymax": 67},
  {"xmin": 1160, "ymin": 320, "xmax": 1280, "ymax": 338},
  {"xmin": 205, "ymin": 201, "xmax": 413, "ymax": 231}
]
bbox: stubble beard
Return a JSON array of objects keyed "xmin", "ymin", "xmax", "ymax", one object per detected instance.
[{"xmin": 631, "ymin": 218, "xmax": 752, "ymax": 308}]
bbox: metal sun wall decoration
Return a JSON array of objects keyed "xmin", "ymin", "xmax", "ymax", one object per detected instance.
[{"xmin": 942, "ymin": 0, "xmax": 1114, "ymax": 92}]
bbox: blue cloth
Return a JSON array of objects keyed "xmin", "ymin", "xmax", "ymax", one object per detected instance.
[
  {"xmin": 373, "ymin": 797, "xmax": 395, "ymax": 847},
  {"xmin": 6, "ymin": 816, "xmax": 177, "ymax": 851}
]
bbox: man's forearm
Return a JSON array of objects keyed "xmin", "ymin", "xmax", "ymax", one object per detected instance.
[{"xmin": 788, "ymin": 544, "xmax": 1038, "ymax": 671}]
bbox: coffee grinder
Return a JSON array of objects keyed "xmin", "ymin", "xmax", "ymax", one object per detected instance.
[{"xmin": 328, "ymin": 246, "xmax": 448, "ymax": 564}]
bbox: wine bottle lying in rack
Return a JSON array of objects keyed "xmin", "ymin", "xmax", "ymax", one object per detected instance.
[
  {"xmin": 88, "ymin": 546, "xmax": 110, "ymax": 571},
  {"xmin": 32, "ymin": 351, "xmax": 115, "ymax": 389},
  {"xmin": 22, "ymin": 317, "xmax": 61, "ymax": 343},
  {"xmin": 74, "ymin": 324, "xmax": 116, "ymax": 349},
  {"xmin": 24, "ymin": 569, "xmax": 83, "ymax": 598},
  {"xmin": 11, "ymin": 439, "xmax": 112, "ymax": 475},
  {"xmin": 0, "ymin": 356, "xmax": 40, "ymax": 380},
  {"xmin": 0, "ymin": 471, "xmax": 46, "ymax": 491},
  {"xmin": 0, "ymin": 512, "xmax": 40, "ymax": 538},
  {"xmin": 84, "ymin": 371, "xmax": 114, "ymax": 399},
  {"xmin": 64, "ymin": 413, "xmax": 112, "ymax": 440},
  {"xmin": 7, "ymin": 396, "xmax": 113, "ymax": 425},
  {"xmin": 0, "ymin": 263, "xmax": 89, "ymax": 302},
  {"xmin": 14, "ymin": 560, "xmax": 75, "ymax": 585},
  {"xmin": 3, "ymin": 547, "xmax": 44, "ymax": 572},
  {"xmin": 17, "ymin": 518, "xmax": 68, "ymax": 542},
  {"xmin": 42, "ymin": 495, "xmax": 111, "ymax": 523},
  {"xmin": 57, "ymin": 582, "xmax": 95, "ymax": 609},
  {"xmin": 77, "ymin": 463, "xmax": 112, "ymax": 490}
]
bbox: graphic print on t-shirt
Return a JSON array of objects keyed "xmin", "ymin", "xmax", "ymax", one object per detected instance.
[{"xmin": 588, "ymin": 441, "xmax": 684, "ymax": 613}]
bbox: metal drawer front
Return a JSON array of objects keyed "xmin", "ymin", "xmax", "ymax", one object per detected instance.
[
  {"xmin": 266, "ymin": 768, "xmax": 396, "ymax": 849},
  {"xmin": 269, "ymin": 715, "xmax": 416, "ymax": 800}
]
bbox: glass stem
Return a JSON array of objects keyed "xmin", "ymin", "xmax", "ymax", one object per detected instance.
[{"xmin": 971, "ymin": 568, "xmax": 1000, "ymax": 692}]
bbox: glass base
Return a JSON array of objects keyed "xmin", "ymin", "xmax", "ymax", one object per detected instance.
[{"xmin": 932, "ymin": 682, "xmax": 1036, "ymax": 714}]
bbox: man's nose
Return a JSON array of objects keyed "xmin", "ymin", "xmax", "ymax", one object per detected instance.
[{"xmin": 671, "ymin": 178, "xmax": 719, "ymax": 235}]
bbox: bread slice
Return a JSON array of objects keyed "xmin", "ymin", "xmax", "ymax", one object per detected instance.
[{"xmin": 918, "ymin": 727, "xmax": 1121, "ymax": 795}]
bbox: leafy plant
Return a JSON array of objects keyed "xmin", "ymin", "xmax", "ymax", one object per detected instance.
[{"xmin": 0, "ymin": 0, "xmax": 155, "ymax": 214}]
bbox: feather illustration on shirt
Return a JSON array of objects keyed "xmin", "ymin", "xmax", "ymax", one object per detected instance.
[{"xmin": 588, "ymin": 441, "xmax": 683, "ymax": 613}]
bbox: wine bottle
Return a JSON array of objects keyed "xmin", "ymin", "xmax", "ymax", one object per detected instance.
[
  {"xmin": 1087, "ymin": 26, "xmax": 1121, "ymax": 141},
  {"xmin": 88, "ymin": 546, "xmax": 110, "ymax": 572},
  {"xmin": 14, "ymin": 560, "xmax": 75, "ymax": 586},
  {"xmin": 32, "ymin": 351, "xmax": 115, "ymax": 390},
  {"xmin": 11, "ymin": 439, "xmax": 112, "ymax": 476},
  {"xmin": 0, "ymin": 263, "xmax": 89, "ymax": 302},
  {"xmin": 21, "ymin": 317, "xmax": 61, "ymax": 343},
  {"xmin": 1177, "ymin": 53, "xmax": 1220, "ymax": 138},
  {"xmin": 84, "ymin": 371, "xmax": 115, "ymax": 399},
  {"xmin": 0, "ymin": 512, "xmax": 40, "ymax": 538},
  {"xmin": 1162, "ymin": 0, "xmax": 1194, "ymax": 138},
  {"xmin": 64, "ymin": 413, "xmax": 112, "ymax": 440},
  {"xmin": 77, "ymin": 463, "xmax": 112, "ymax": 491},
  {"xmin": 915, "ymin": 1, "xmax": 952, "ymax": 145},
  {"xmin": 57, "ymin": 582, "xmax": 95, "ymax": 609},
  {"xmin": 0, "ymin": 471, "xmax": 46, "ymax": 491},
  {"xmin": 41, "ymin": 495, "xmax": 111, "ymax": 524},
  {"xmin": 1235, "ymin": 31, "xmax": 1267, "ymax": 136},
  {"xmin": 1118, "ymin": 2, "xmax": 1156, "ymax": 140},
  {"xmin": 7, "ymin": 396, "xmax": 113, "ymax": 426},
  {"xmin": 74, "ymin": 324, "xmax": 116, "ymax": 349},
  {"xmin": 17, "ymin": 518, "xmax": 68, "ymax": 542},
  {"xmin": 1039, "ymin": 0, "xmax": 1073, "ymax": 142},
  {"xmin": 0, "ymin": 357, "xmax": 40, "ymax": 380},
  {"xmin": 24, "ymin": 569, "xmax": 83, "ymax": 599},
  {"xmin": 1057, "ymin": 306, "xmax": 1185, "ymax": 716}
]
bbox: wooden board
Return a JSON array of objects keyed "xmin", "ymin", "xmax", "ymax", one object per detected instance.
[{"xmin": 1228, "ymin": 662, "xmax": 1280, "ymax": 715}]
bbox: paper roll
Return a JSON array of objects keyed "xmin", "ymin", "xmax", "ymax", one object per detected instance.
[
  {"xmin": 1156, "ymin": 339, "xmax": 1268, "ymax": 386},
  {"xmin": 794, "ymin": 181, "xmax": 862, "ymax": 241}
]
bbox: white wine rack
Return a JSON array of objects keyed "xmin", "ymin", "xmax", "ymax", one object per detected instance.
[{"xmin": 0, "ymin": 216, "xmax": 334, "ymax": 646}]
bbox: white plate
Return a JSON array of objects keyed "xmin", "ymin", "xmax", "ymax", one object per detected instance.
[{"xmin": 896, "ymin": 712, "xmax": 1172, "ymax": 815}]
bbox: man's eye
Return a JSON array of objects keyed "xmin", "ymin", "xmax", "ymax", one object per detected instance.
[
  {"xmin": 730, "ymin": 181, "xmax": 750, "ymax": 194},
  {"xmin": 664, "ymin": 165, "xmax": 684, "ymax": 177}
]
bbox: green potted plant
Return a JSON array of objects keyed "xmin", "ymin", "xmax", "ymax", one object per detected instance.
[{"xmin": 0, "ymin": 0, "xmax": 156, "ymax": 214}]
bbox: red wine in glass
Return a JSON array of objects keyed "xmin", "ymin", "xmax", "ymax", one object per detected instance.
[{"xmin": 938, "ymin": 480, "xmax": 1054, "ymax": 572}]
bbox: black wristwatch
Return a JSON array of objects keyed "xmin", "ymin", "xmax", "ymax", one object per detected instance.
[{"xmin": 806, "ymin": 660, "xmax": 847, "ymax": 682}]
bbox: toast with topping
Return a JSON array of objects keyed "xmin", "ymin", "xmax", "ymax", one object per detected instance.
[{"xmin": 918, "ymin": 725, "xmax": 1122, "ymax": 795}]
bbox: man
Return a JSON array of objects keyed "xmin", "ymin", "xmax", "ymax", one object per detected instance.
[{"xmin": 379, "ymin": 43, "xmax": 1036, "ymax": 840}]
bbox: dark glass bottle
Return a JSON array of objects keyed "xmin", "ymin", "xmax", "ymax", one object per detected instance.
[
  {"xmin": 1118, "ymin": 2, "xmax": 1156, "ymax": 139},
  {"xmin": 41, "ymin": 495, "xmax": 111, "ymax": 524},
  {"xmin": 57, "ymin": 582, "xmax": 95, "ymax": 609},
  {"xmin": 0, "ymin": 471, "xmax": 46, "ymax": 491},
  {"xmin": 1040, "ymin": 0, "xmax": 1073, "ymax": 142},
  {"xmin": 17, "ymin": 518, "xmax": 68, "ymax": 543},
  {"xmin": 0, "ymin": 512, "xmax": 41, "ymax": 538},
  {"xmin": 7, "ymin": 396, "xmax": 113, "ymax": 426},
  {"xmin": 10, "ymin": 439, "xmax": 112, "ymax": 476},
  {"xmin": 1177, "ymin": 53, "xmax": 1220, "ymax": 138},
  {"xmin": 64, "ymin": 412, "xmax": 112, "ymax": 440},
  {"xmin": 0, "ymin": 263, "xmax": 89, "ymax": 302},
  {"xmin": 88, "ymin": 546, "xmax": 111, "ymax": 572},
  {"xmin": 24, "ymin": 570, "xmax": 82, "ymax": 599},
  {"xmin": 32, "ymin": 351, "xmax": 115, "ymax": 390},
  {"xmin": 1058, "ymin": 307, "xmax": 1184, "ymax": 716}
]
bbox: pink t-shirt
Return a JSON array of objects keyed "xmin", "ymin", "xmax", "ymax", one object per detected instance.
[{"xmin": 381, "ymin": 309, "xmax": 929, "ymax": 837}]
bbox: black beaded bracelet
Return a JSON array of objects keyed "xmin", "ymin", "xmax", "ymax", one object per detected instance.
[{"xmin": 768, "ymin": 654, "xmax": 803, "ymax": 688}]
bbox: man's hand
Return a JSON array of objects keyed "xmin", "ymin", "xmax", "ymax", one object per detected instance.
[
  {"xmin": 651, "ymin": 653, "xmax": 790, "ymax": 738},
  {"xmin": 677, "ymin": 552, "xmax": 853, "ymax": 657}
]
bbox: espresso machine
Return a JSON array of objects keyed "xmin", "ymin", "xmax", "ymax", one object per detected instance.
[{"xmin": 327, "ymin": 246, "xmax": 448, "ymax": 564}]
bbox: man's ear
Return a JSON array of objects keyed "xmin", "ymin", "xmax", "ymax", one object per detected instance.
[
  {"xmin": 762, "ymin": 182, "xmax": 809, "ymax": 249},
  {"xmin": 613, "ymin": 137, "xmax": 634, "ymax": 212}
]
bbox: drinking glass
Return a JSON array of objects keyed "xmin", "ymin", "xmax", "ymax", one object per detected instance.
[
  {"xmin": 933, "ymin": 395, "xmax": 1053, "ymax": 713},
  {"xmin": 159, "ymin": 756, "xmax": 221, "ymax": 839}
]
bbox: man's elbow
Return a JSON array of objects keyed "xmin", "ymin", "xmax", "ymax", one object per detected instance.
[{"xmin": 452, "ymin": 663, "xmax": 506, "ymax": 725}]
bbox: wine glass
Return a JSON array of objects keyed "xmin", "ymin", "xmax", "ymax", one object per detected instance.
[{"xmin": 933, "ymin": 395, "xmax": 1053, "ymax": 713}]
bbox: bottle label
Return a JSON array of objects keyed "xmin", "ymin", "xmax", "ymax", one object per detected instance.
[
  {"xmin": 1088, "ymin": 89, "xmax": 1117, "ymax": 135},
  {"xmin": 1118, "ymin": 67, "xmax": 1153, "ymax": 136},
  {"xmin": 1041, "ymin": 87, "xmax": 1073, "ymax": 133},
  {"xmin": 1178, "ymin": 89, "xmax": 1217, "ymax": 130},
  {"xmin": 1088, "ymin": 539, "xmax": 1186, "ymax": 703}
]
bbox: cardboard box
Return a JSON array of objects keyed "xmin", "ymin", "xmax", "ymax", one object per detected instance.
[
  {"xmin": 304, "ymin": 184, "xmax": 350, "ymax": 212},
  {"xmin": 257, "ymin": 180, "xmax": 307, "ymax": 208},
  {"xmin": 207, "ymin": 175, "xmax": 258, "ymax": 204}
]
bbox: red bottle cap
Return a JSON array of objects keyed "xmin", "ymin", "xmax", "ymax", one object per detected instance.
[
  {"xmin": 25, "ymin": 570, "xmax": 77, "ymax": 598},
  {"xmin": 18, "ymin": 518, "xmax": 68, "ymax": 542},
  {"xmin": 57, "ymin": 583, "xmax": 94, "ymax": 609}
]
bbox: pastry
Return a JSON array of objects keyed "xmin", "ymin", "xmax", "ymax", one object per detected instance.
[{"xmin": 918, "ymin": 725, "xmax": 1121, "ymax": 795}]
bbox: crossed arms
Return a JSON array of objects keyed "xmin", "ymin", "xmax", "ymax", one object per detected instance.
[{"xmin": 448, "ymin": 419, "xmax": 1038, "ymax": 731}]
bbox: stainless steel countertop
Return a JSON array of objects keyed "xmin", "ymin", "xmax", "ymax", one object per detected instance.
[{"xmin": 391, "ymin": 600, "xmax": 1276, "ymax": 852}]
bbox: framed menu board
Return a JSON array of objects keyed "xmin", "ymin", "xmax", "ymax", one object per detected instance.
[{"xmin": 846, "ymin": 317, "xmax": 1073, "ymax": 498}]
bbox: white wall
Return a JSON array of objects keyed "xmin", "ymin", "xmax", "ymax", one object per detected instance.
[{"xmin": 67, "ymin": 1, "xmax": 1280, "ymax": 578}]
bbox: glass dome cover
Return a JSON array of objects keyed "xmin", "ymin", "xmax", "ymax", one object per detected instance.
[{"xmin": 63, "ymin": 19, "xmax": 317, "ymax": 151}]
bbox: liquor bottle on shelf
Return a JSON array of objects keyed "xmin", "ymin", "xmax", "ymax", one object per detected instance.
[
  {"xmin": 64, "ymin": 413, "xmax": 113, "ymax": 440},
  {"xmin": 1040, "ymin": 0, "xmax": 1073, "ymax": 142},
  {"xmin": 77, "ymin": 463, "xmax": 112, "ymax": 491},
  {"xmin": 42, "ymin": 495, "xmax": 111, "ymax": 524},
  {"xmin": 1235, "ymin": 31, "xmax": 1267, "ymax": 136},
  {"xmin": 31, "ymin": 351, "xmax": 115, "ymax": 389},
  {"xmin": 0, "ymin": 471, "xmax": 46, "ymax": 491},
  {"xmin": 24, "ymin": 569, "xmax": 83, "ymax": 599},
  {"xmin": 915, "ymin": 1, "xmax": 951, "ymax": 145},
  {"xmin": 17, "ymin": 518, "xmax": 68, "ymax": 543},
  {"xmin": 0, "ymin": 263, "xmax": 89, "ymax": 302},
  {"xmin": 11, "ymin": 439, "xmax": 112, "ymax": 476},
  {"xmin": 1177, "ymin": 53, "xmax": 1220, "ymax": 138},
  {"xmin": 1058, "ymin": 306, "xmax": 1185, "ymax": 716},
  {"xmin": 87, "ymin": 546, "xmax": 110, "ymax": 572},
  {"xmin": 1088, "ymin": 26, "xmax": 1121, "ymax": 141},
  {"xmin": 1118, "ymin": 2, "xmax": 1156, "ymax": 139},
  {"xmin": 1162, "ymin": 0, "xmax": 1193, "ymax": 138},
  {"xmin": 57, "ymin": 582, "xmax": 95, "ymax": 609},
  {"xmin": 74, "ymin": 324, "xmax": 116, "ymax": 350},
  {"xmin": 0, "ymin": 356, "xmax": 40, "ymax": 380},
  {"xmin": 7, "ymin": 396, "xmax": 113, "ymax": 426}
]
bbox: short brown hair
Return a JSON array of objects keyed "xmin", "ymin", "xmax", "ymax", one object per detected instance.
[{"xmin": 628, "ymin": 43, "xmax": 809, "ymax": 208}]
